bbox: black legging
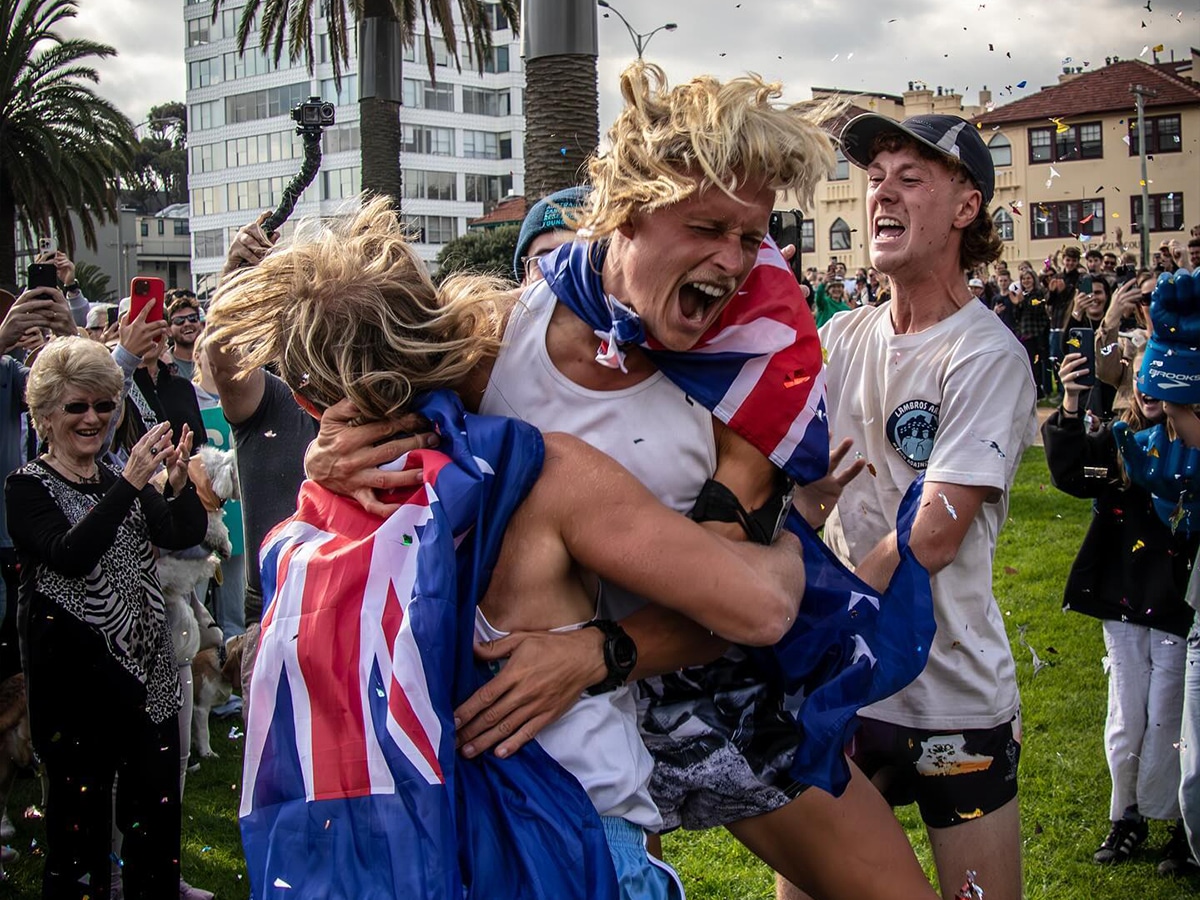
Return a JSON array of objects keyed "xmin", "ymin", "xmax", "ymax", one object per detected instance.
[{"xmin": 29, "ymin": 635, "xmax": 180, "ymax": 900}]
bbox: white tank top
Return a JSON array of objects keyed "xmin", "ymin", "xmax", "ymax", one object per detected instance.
[
  {"xmin": 480, "ymin": 280, "xmax": 717, "ymax": 517},
  {"xmin": 473, "ymin": 608, "xmax": 661, "ymax": 830}
]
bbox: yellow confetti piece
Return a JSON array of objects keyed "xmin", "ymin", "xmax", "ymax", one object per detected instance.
[
  {"xmin": 1148, "ymin": 446, "xmax": 1160, "ymax": 458},
  {"xmin": 821, "ymin": 346, "xmax": 830, "ymax": 364},
  {"xmin": 1066, "ymin": 336, "xmax": 1081, "ymax": 348},
  {"xmin": 1112, "ymin": 212, "xmax": 1120, "ymax": 218},
  {"xmin": 1132, "ymin": 540, "xmax": 1145, "ymax": 552}
]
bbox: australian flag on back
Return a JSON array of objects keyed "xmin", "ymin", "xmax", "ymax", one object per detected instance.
[
  {"xmin": 240, "ymin": 391, "xmax": 618, "ymax": 900},
  {"xmin": 545, "ymin": 239, "xmax": 935, "ymax": 796}
]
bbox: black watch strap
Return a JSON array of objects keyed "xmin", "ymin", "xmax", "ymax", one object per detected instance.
[{"xmin": 582, "ymin": 619, "xmax": 637, "ymax": 696}]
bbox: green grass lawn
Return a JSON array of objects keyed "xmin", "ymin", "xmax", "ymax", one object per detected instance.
[{"xmin": 2, "ymin": 447, "xmax": 1196, "ymax": 897}]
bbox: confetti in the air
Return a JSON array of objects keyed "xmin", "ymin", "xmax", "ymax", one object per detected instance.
[{"xmin": 938, "ymin": 491, "xmax": 958, "ymax": 520}]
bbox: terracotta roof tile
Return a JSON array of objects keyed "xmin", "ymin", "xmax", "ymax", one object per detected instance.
[
  {"xmin": 972, "ymin": 60, "xmax": 1200, "ymax": 127},
  {"xmin": 467, "ymin": 195, "xmax": 528, "ymax": 229}
]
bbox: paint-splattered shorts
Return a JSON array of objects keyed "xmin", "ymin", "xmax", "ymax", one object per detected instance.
[
  {"xmin": 636, "ymin": 651, "xmax": 809, "ymax": 833},
  {"xmin": 849, "ymin": 712, "xmax": 1022, "ymax": 828}
]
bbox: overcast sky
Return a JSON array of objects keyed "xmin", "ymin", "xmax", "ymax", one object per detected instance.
[{"xmin": 59, "ymin": 0, "xmax": 1200, "ymax": 129}]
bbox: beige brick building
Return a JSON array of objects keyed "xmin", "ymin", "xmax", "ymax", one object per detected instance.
[{"xmin": 781, "ymin": 50, "xmax": 1200, "ymax": 273}]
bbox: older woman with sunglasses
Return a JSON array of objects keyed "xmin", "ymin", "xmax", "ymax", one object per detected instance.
[{"xmin": 4, "ymin": 336, "xmax": 205, "ymax": 899}]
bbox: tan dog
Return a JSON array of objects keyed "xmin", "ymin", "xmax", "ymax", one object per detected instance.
[{"xmin": 191, "ymin": 631, "xmax": 247, "ymax": 758}]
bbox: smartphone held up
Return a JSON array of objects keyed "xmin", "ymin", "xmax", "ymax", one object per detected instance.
[{"xmin": 129, "ymin": 276, "xmax": 166, "ymax": 323}]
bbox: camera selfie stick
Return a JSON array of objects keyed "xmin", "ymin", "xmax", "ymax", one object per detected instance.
[{"xmin": 262, "ymin": 97, "xmax": 336, "ymax": 235}]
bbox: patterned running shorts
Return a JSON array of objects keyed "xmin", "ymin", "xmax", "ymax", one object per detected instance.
[{"xmin": 637, "ymin": 650, "xmax": 809, "ymax": 832}]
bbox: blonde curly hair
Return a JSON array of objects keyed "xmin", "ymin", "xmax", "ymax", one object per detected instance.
[
  {"xmin": 204, "ymin": 197, "xmax": 508, "ymax": 420},
  {"xmin": 578, "ymin": 62, "xmax": 837, "ymax": 239}
]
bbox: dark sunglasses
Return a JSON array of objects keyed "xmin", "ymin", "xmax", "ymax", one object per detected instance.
[
  {"xmin": 61, "ymin": 399, "xmax": 118, "ymax": 415},
  {"xmin": 170, "ymin": 313, "xmax": 201, "ymax": 325}
]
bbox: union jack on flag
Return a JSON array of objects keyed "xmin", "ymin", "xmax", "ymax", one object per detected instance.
[
  {"xmin": 240, "ymin": 392, "xmax": 618, "ymax": 900},
  {"xmin": 544, "ymin": 239, "xmax": 934, "ymax": 796}
]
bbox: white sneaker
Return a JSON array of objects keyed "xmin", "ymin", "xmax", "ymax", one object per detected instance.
[{"xmin": 180, "ymin": 876, "xmax": 215, "ymax": 900}]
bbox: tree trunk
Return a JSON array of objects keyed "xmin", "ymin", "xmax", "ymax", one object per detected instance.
[
  {"xmin": 360, "ymin": 95, "xmax": 403, "ymax": 205},
  {"xmin": 523, "ymin": 54, "xmax": 598, "ymax": 200},
  {"xmin": 358, "ymin": 0, "xmax": 403, "ymax": 207},
  {"xmin": 0, "ymin": 179, "xmax": 17, "ymax": 292}
]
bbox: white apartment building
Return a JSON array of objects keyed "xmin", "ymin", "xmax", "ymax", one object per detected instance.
[{"xmin": 183, "ymin": 0, "xmax": 525, "ymax": 293}]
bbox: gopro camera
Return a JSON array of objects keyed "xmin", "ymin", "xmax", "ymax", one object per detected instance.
[{"xmin": 292, "ymin": 97, "xmax": 335, "ymax": 129}]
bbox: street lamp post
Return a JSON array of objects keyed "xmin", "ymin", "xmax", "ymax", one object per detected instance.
[{"xmin": 596, "ymin": 0, "xmax": 676, "ymax": 59}]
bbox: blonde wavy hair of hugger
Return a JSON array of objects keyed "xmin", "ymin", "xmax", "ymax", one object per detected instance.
[
  {"xmin": 203, "ymin": 197, "xmax": 508, "ymax": 421},
  {"xmin": 577, "ymin": 62, "xmax": 838, "ymax": 240}
]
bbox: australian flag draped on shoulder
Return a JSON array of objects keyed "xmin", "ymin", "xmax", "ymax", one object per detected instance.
[
  {"xmin": 542, "ymin": 240, "xmax": 935, "ymax": 796},
  {"xmin": 240, "ymin": 391, "xmax": 619, "ymax": 900}
]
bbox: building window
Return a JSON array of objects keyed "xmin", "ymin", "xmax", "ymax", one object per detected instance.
[
  {"xmin": 402, "ymin": 125, "xmax": 453, "ymax": 156},
  {"xmin": 831, "ymin": 148, "xmax": 849, "ymax": 181},
  {"xmin": 464, "ymin": 173, "xmax": 513, "ymax": 204},
  {"xmin": 988, "ymin": 134, "xmax": 1012, "ymax": 167},
  {"xmin": 322, "ymin": 124, "xmax": 362, "ymax": 155},
  {"xmin": 1131, "ymin": 194, "xmax": 1185, "ymax": 233},
  {"xmin": 189, "ymin": 99, "xmax": 225, "ymax": 131},
  {"xmin": 225, "ymin": 82, "xmax": 309, "ymax": 125},
  {"xmin": 830, "ymin": 217, "xmax": 851, "ymax": 251},
  {"xmin": 1129, "ymin": 114, "xmax": 1182, "ymax": 155},
  {"xmin": 187, "ymin": 57, "xmax": 223, "ymax": 89},
  {"xmin": 462, "ymin": 129, "xmax": 499, "ymax": 159},
  {"xmin": 190, "ymin": 142, "xmax": 227, "ymax": 173},
  {"xmin": 1031, "ymin": 200, "xmax": 1105, "ymax": 240},
  {"xmin": 403, "ymin": 215, "xmax": 458, "ymax": 245},
  {"xmin": 190, "ymin": 186, "xmax": 226, "ymax": 216},
  {"xmin": 187, "ymin": 18, "xmax": 209, "ymax": 46},
  {"xmin": 992, "ymin": 208, "xmax": 1014, "ymax": 241},
  {"xmin": 462, "ymin": 87, "xmax": 511, "ymax": 117},
  {"xmin": 483, "ymin": 2, "xmax": 511, "ymax": 31},
  {"xmin": 321, "ymin": 168, "xmax": 362, "ymax": 201},
  {"xmin": 140, "ymin": 222, "xmax": 149, "ymax": 237},
  {"xmin": 402, "ymin": 169, "xmax": 457, "ymax": 201},
  {"xmin": 194, "ymin": 229, "xmax": 226, "ymax": 258},
  {"xmin": 1029, "ymin": 121, "xmax": 1102, "ymax": 163},
  {"xmin": 800, "ymin": 219, "xmax": 816, "ymax": 254},
  {"xmin": 157, "ymin": 219, "xmax": 165, "ymax": 235},
  {"xmin": 174, "ymin": 220, "xmax": 190, "ymax": 236},
  {"xmin": 320, "ymin": 76, "xmax": 358, "ymax": 108},
  {"xmin": 402, "ymin": 79, "xmax": 454, "ymax": 112}
]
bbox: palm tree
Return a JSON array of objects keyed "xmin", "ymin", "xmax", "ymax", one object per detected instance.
[
  {"xmin": 522, "ymin": 0, "xmax": 598, "ymax": 199},
  {"xmin": 218, "ymin": 0, "xmax": 519, "ymax": 206},
  {"xmin": 0, "ymin": 0, "xmax": 135, "ymax": 290}
]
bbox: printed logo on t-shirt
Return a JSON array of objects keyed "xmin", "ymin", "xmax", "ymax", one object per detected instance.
[{"xmin": 886, "ymin": 400, "xmax": 940, "ymax": 469}]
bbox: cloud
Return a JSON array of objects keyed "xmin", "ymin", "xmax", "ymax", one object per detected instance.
[
  {"xmin": 57, "ymin": 0, "xmax": 185, "ymax": 122},
  {"xmin": 50, "ymin": 0, "xmax": 1199, "ymax": 134}
]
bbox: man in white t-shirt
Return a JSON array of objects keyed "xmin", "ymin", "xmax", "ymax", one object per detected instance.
[{"xmin": 782, "ymin": 115, "xmax": 1037, "ymax": 900}]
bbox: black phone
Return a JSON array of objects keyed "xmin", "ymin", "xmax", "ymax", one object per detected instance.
[
  {"xmin": 107, "ymin": 305, "xmax": 119, "ymax": 327},
  {"xmin": 1068, "ymin": 327, "xmax": 1095, "ymax": 388},
  {"xmin": 26, "ymin": 263, "xmax": 57, "ymax": 291},
  {"xmin": 1077, "ymin": 274, "xmax": 1093, "ymax": 295}
]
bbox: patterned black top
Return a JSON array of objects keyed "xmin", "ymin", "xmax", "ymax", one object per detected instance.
[{"xmin": 5, "ymin": 459, "xmax": 206, "ymax": 723}]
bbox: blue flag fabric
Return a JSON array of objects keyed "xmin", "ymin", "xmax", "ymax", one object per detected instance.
[
  {"xmin": 241, "ymin": 391, "xmax": 619, "ymax": 899},
  {"xmin": 545, "ymin": 241, "xmax": 935, "ymax": 796}
]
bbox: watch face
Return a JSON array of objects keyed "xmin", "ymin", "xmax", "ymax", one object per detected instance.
[{"xmin": 611, "ymin": 633, "xmax": 637, "ymax": 671}]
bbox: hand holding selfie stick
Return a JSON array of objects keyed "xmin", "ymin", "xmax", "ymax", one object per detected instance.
[{"xmin": 261, "ymin": 97, "xmax": 336, "ymax": 235}]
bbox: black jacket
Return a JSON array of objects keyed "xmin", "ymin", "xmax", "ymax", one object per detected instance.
[{"xmin": 1042, "ymin": 409, "xmax": 1196, "ymax": 637}]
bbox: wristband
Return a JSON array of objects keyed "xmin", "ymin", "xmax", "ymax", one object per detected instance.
[{"xmin": 62, "ymin": 283, "xmax": 80, "ymax": 294}]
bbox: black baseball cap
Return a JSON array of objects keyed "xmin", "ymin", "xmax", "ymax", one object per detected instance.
[{"xmin": 839, "ymin": 114, "xmax": 995, "ymax": 204}]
